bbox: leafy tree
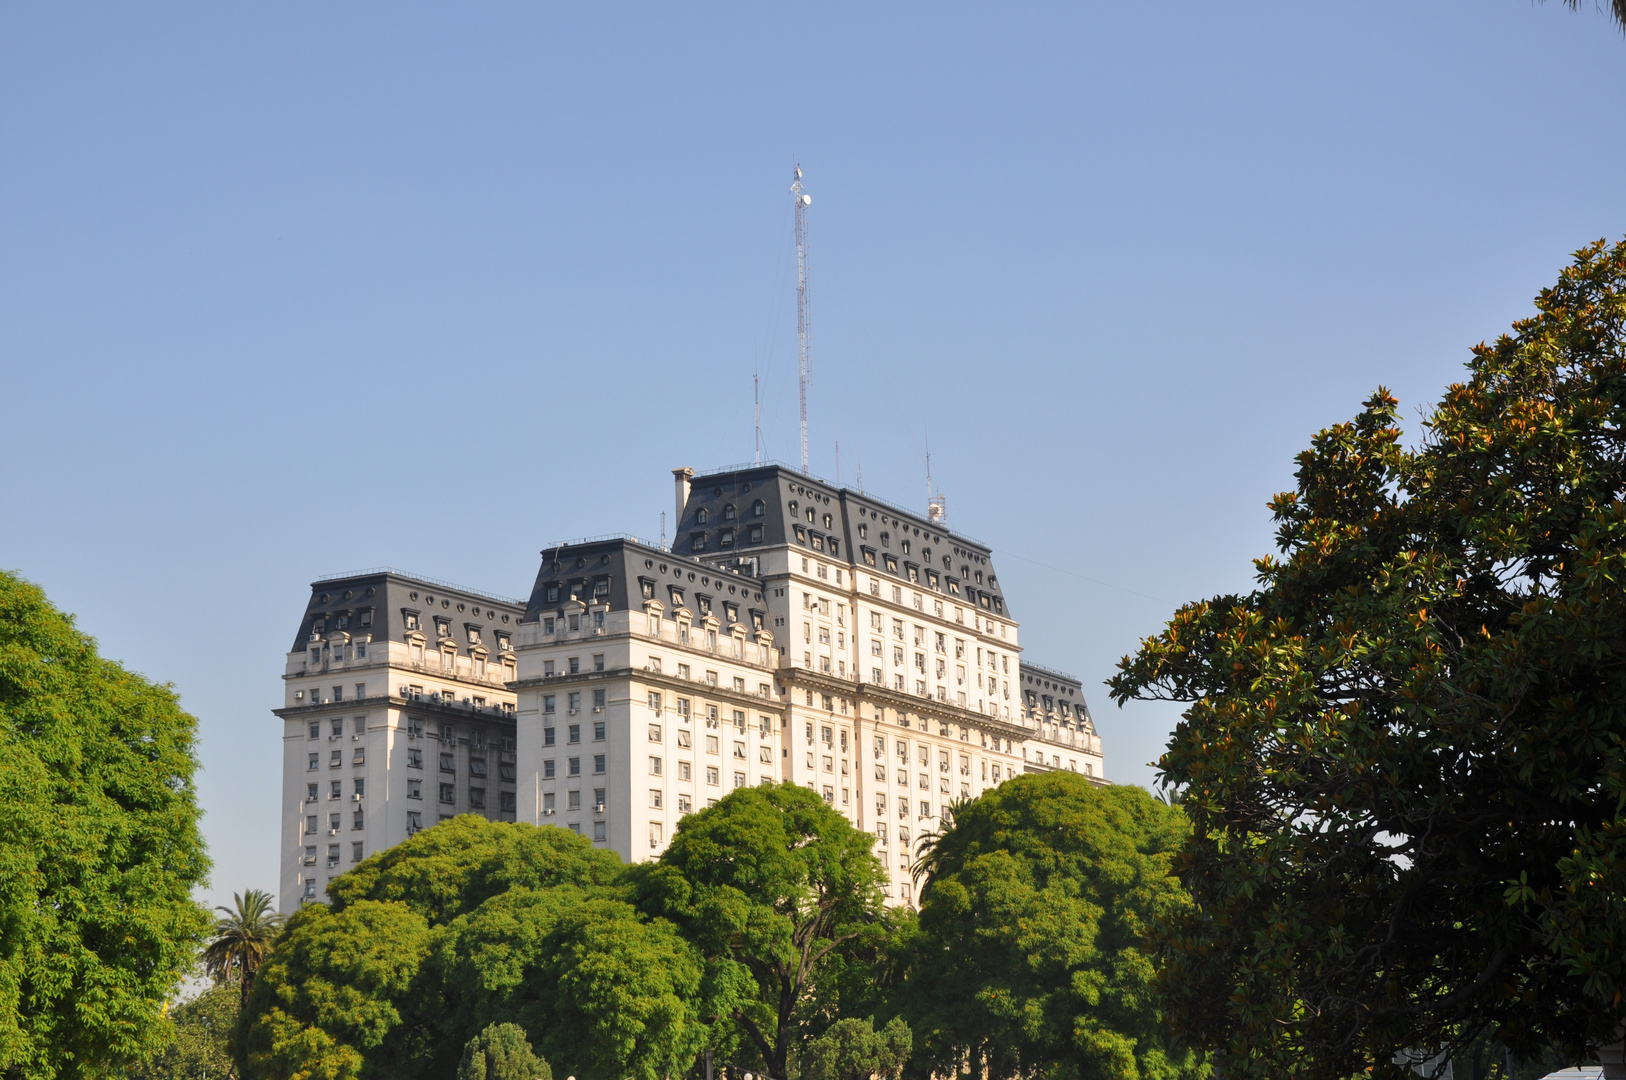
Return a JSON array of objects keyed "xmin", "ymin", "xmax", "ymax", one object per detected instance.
[
  {"xmin": 1108, "ymin": 239, "xmax": 1626, "ymax": 1079},
  {"xmin": 328, "ymin": 814, "xmax": 624, "ymax": 926},
  {"xmin": 799, "ymin": 1017, "xmax": 911, "ymax": 1080},
  {"xmin": 898, "ymin": 773, "xmax": 1200, "ymax": 1080},
  {"xmin": 637, "ymin": 782, "xmax": 889, "ymax": 1080},
  {"xmin": 203, "ymin": 890, "xmax": 285, "ymax": 1006},
  {"xmin": 125, "ymin": 982, "xmax": 240, "ymax": 1080},
  {"xmin": 456, "ymin": 1022, "xmax": 550, "ymax": 1080},
  {"xmin": 429, "ymin": 888, "xmax": 708, "ymax": 1080},
  {"xmin": 235, "ymin": 900, "xmax": 431, "ymax": 1080},
  {"xmin": 0, "ymin": 570, "xmax": 211, "ymax": 1079}
]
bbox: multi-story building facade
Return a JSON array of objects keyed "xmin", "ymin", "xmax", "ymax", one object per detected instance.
[
  {"xmin": 275, "ymin": 571, "xmax": 525, "ymax": 912},
  {"xmin": 277, "ymin": 464, "xmax": 1107, "ymax": 910}
]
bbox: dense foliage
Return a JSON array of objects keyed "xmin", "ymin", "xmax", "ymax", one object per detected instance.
[
  {"xmin": 0, "ymin": 570, "xmax": 211, "ymax": 1080},
  {"xmin": 1110, "ymin": 239, "xmax": 1626, "ymax": 1078},
  {"xmin": 799, "ymin": 1017, "xmax": 911, "ymax": 1080},
  {"xmin": 898, "ymin": 774, "xmax": 1201, "ymax": 1080},
  {"xmin": 637, "ymin": 782, "xmax": 889, "ymax": 1080},
  {"xmin": 124, "ymin": 982, "xmax": 240, "ymax": 1080},
  {"xmin": 237, "ymin": 816, "xmax": 704, "ymax": 1080},
  {"xmin": 456, "ymin": 1022, "xmax": 550, "ymax": 1080}
]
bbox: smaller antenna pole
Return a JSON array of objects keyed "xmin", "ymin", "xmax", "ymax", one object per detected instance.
[
  {"xmin": 660, "ymin": 511, "xmax": 667, "ymax": 551},
  {"xmin": 835, "ymin": 437, "xmax": 841, "ymax": 487},
  {"xmin": 792, "ymin": 163, "xmax": 811, "ymax": 475},
  {"xmin": 753, "ymin": 369, "xmax": 762, "ymax": 465}
]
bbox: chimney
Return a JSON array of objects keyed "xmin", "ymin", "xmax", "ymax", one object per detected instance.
[{"xmin": 673, "ymin": 467, "xmax": 694, "ymax": 531}]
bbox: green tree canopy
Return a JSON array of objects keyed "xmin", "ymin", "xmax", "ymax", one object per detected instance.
[
  {"xmin": 327, "ymin": 814, "xmax": 624, "ymax": 925},
  {"xmin": 898, "ymin": 774, "xmax": 1200, "ymax": 1080},
  {"xmin": 0, "ymin": 570, "xmax": 211, "ymax": 1080},
  {"xmin": 429, "ymin": 888, "xmax": 708, "ymax": 1080},
  {"xmin": 799, "ymin": 1017, "xmax": 911, "ymax": 1080},
  {"xmin": 125, "ymin": 982, "xmax": 240, "ymax": 1080},
  {"xmin": 456, "ymin": 1022, "xmax": 550, "ymax": 1080},
  {"xmin": 637, "ymin": 782, "xmax": 889, "ymax": 1080},
  {"xmin": 1109, "ymin": 239, "xmax": 1626, "ymax": 1078},
  {"xmin": 236, "ymin": 900, "xmax": 432, "ymax": 1080}
]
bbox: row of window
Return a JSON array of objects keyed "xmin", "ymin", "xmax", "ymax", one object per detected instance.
[{"xmin": 297, "ymin": 682, "xmax": 367, "ymax": 705}]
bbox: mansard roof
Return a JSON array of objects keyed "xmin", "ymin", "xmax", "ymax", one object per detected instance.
[
  {"xmin": 521, "ymin": 535, "xmax": 769, "ymax": 626},
  {"xmin": 680, "ymin": 463, "xmax": 1012, "ymax": 617},
  {"xmin": 292, "ymin": 569, "xmax": 525, "ymax": 654}
]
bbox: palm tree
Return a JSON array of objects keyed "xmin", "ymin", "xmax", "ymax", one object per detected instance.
[
  {"xmin": 1552, "ymin": 0, "xmax": 1626, "ymax": 32},
  {"xmin": 202, "ymin": 889, "xmax": 285, "ymax": 1005}
]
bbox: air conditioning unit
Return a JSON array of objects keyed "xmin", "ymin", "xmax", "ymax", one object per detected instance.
[
  {"xmin": 594, "ymin": 803, "xmax": 606, "ymax": 813},
  {"xmin": 543, "ymin": 808, "xmax": 555, "ymax": 816},
  {"xmin": 352, "ymin": 734, "xmax": 364, "ymax": 741},
  {"xmin": 352, "ymin": 793, "xmax": 363, "ymax": 802},
  {"xmin": 329, "ymin": 827, "xmax": 340, "ymax": 835},
  {"xmin": 592, "ymin": 707, "xmax": 604, "ymax": 714},
  {"xmin": 326, "ymin": 859, "xmax": 339, "ymax": 868}
]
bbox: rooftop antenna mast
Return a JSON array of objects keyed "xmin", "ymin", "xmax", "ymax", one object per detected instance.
[
  {"xmin": 792, "ymin": 163, "xmax": 812, "ymax": 475},
  {"xmin": 753, "ymin": 366, "xmax": 762, "ymax": 465}
]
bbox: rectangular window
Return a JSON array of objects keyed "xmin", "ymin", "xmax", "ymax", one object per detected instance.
[
  {"xmin": 544, "ymin": 759, "xmax": 556, "ymax": 778},
  {"xmin": 439, "ymin": 784, "xmax": 455, "ymax": 804},
  {"xmin": 649, "ymin": 724, "xmax": 663, "ymax": 742},
  {"xmin": 594, "ymin": 721, "xmax": 606, "ymax": 740},
  {"xmin": 569, "ymin": 757, "xmax": 581, "ymax": 776},
  {"xmin": 594, "ymin": 755, "xmax": 606, "ymax": 774},
  {"xmin": 568, "ymin": 790, "xmax": 581, "ymax": 810},
  {"xmin": 544, "ymin": 694, "xmax": 556, "ymax": 714},
  {"xmin": 593, "ymin": 820, "xmax": 607, "ymax": 841},
  {"xmin": 568, "ymin": 725, "xmax": 580, "ymax": 743},
  {"xmin": 407, "ymin": 811, "xmax": 422, "ymax": 831},
  {"xmin": 678, "ymin": 760, "xmax": 692, "ymax": 780},
  {"xmin": 676, "ymin": 729, "xmax": 692, "ymax": 748},
  {"xmin": 469, "ymin": 788, "xmax": 486, "ymax": 810},
  {"xmin": 705, "ymin": 765, "xmax": 719, "ymax": 786},
  {"xmin": 649, "ymin": 756, "xmax": 663, "ymax": 775},
  {"xmin": 543, "ymin": 792, "xmax": 556, "ymax": 813},
  {"xmin": 501, "ymin": 791, "xmax": 516, "ymax": 812},
  {"xmin": 649, "ymin": 691, "xmax": 662, "ymax": 711}
]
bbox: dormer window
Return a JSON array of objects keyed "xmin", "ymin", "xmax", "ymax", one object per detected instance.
[
  {"xmin": 806, "ymin": 507, "xmax": 816, "ymax": 523},
  {"xmin": 794, "ymin": 526, "xmax": 807, "ymax": 544},
  {"xmin": 690, "ymin": 533, "xmax": 707, "ymax": 552},
  {"xmin": 496, "ymin": 631, "xmax": 512, "ymax": 652},
  {"xmin": 594, "ymin": 578, "xmax": 610, "ymax": 600},
  {"xmin": 359, "ymin": 610, "xmax": 373, "ymax": 627},
  {"xmin": 723, "ymin": 505, "xmax": 736, "ymax": 521},
  {"xmin": 466, "ymin": 626, "xmax": 482, "ymax": 645},
  {"xmin": 719, "ymin": 528, "xmax": 735, "ymax": 548},
  {"xmin": 697, "ymin": 595, "xmax": 712, "ymax": 616},
  {"xmin": 902, "ymin": 540, "xmax": 911, "ymax": 555},
  {"xmin": 697, "ymin": 508, "xmax": 710, "ymax": 524},
  {"xmin": 402, "ymin": 611, "xmax": 420, "ymax": 631},
  {"xmin": 858, "ymin": 523, "xmax": 867, "ymax": 539},
  {"xmin": 884, "ymin": 554, "xmax": 899, "ymax": 573},
  {"xmin": 747, "ymin": 525, "xmax": 763, "ymax": 544},
  {"xmin": 823, "ymin": 513, "xmax": 832, "ymax": 529},
  {"xmin": 862, "ymin": 548, "xmax": 876, "ymax": 566},
  {"xmin": 640, "ymin": 579, "xmax": 656, "ymax": 600},
  {"xmin": 669, "ymin": 587, "xmax": 685, "ymax": 607},
  {"xmin": 751, "ymin": 500, "xmax": 765, "ymax": 517},
  {"xmin": 337, "ymin": 615, "xmax": 349, "ymax": 630},
  {"xmin": 435, "ymin": 619, "xmax": 451, "ymax": 638}
]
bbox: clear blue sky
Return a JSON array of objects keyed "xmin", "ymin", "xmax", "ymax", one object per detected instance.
[{"xmin": 3, "ymin": 3, "xmax": 1623, "ymax": 909}]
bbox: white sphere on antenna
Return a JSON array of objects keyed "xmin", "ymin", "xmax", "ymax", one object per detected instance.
[{"xmin": 802, "ymin": 194, "xmax": 812, "ymax": 205}]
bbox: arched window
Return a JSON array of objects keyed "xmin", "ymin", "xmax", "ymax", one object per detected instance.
[
  {"xmin": 697, "ymin": 508, "xmax": 709, "ymax": 524},
  {"xmin": 751, "ymin": 500, "xmax": 765, "ymax": 517},
  {"xmin": 723, "ymin": 504, "xmax": 736, "ymax": 521}
]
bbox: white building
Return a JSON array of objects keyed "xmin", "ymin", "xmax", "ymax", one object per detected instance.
[
  {"xmin": 274, "ymin": 572, "xmax": 524, "ymax": 911},
  {"xmin": 277, "ymin": 464, "xmax": 1106, "ymax": 911}
]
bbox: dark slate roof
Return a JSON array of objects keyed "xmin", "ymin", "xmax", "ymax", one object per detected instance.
[
  {"xmin": 292, "ymin": 570, "xmax": 525, "ymax": 655},
  {"xmin": 1019, "ymin": 662, "xmax": 1093, "ymax": 723},
  {"xmin": 678, "ymin": 464, "xmax": 1012, "ymax": 618},
  {"xmin": 521, "ymin": 536, "xmax": 770, "ymax": 626}
]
